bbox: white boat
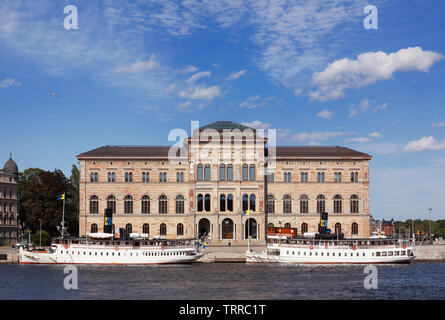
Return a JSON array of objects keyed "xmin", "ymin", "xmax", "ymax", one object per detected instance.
[
  {"xmin": 19, "ymin": 235, "xmax": 203, "ymax": 265},
  {"xmin": 246, "ymin": 233, "xmax": 415, "ymax": 264}
]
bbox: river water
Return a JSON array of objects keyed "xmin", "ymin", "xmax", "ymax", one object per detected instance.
[{"xmin": 1, "ymin": 262, "xmax": 444, "ymax": 300}]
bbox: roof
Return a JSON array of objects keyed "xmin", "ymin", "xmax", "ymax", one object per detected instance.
[
  {"xmin": 3, "ymin": 155, "xmax": 18, "ymax": 173},
  {"xmin": 77, "ymin": 145, "xmax": 371, "ymax": 159},
  {"xmin": 197, "ymin": 121, "xmax": 253, "ymax": 131},
  {"xmin": 77, "ymin": 146, "xmax": 186, "ymax": 159}
]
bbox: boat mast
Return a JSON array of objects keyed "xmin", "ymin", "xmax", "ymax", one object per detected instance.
[{"xmin": 61, "ymin": 193, "xmax": 66, "ymax": 238}]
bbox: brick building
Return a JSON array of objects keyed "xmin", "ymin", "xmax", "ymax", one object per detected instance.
[{"xmin": 77, "ymin": 121, "xmax": 372, "ymax": 244}]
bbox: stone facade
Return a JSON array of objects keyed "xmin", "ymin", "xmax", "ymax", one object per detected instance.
[
  {"xmin": 0, "ymin": 155, "xmax": 19, "ymax": 246},
  {"xmin": 77, "ymin": 121, "xmax": 372, "ymax": 244}
]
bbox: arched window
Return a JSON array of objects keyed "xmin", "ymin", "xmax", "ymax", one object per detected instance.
[
  {"xmin": 350, "ymin": 195, "xmax": 359, "ymax": 213},
  {"xmin": 300, "ymin": 195, "xmax": 308, "ymax": 214},
  {"xmin": 227, "ymin": 164, "xmax": 233, "ymax": 181},
  {"xmin": 89, "ymin": 195, "xmax": 99, "ymax": 214},
  {"xmin": 220, "ymin": 194, "xmax": 226, "ymax": 212},
  {"xmin": 142, "ymin": 172, "xmax": 150, "ymax": 183},
  {"xmin": 125, "ymin": 223, "xmax": 132, "ymax": 235},
  {"xmin": 227, "ymin": 194, "xmax": 233, "ymax": 212},
  {"xmin": 159, "ymin": 195, "xmax": 168, "ymax": 214},
  {"xmin": 108, "ymin": 172, "xmax": 116, "ymax": 182},
  {"xmin": 335, "ymin": 223, "xmax": 342, "ymax": 234},
  {"xmin": 124, "ymin": 195, "xmax": 133, "ymax": 214},
  {"xmin": 197, "ymin": 164, "xmax": 203, "ymax": 181},
  {"xmin": 301, "ymin": 223, "xmax": 308, "ymax": 234},
  {"xmin": 242, "ymin": 194, "xmax": 249, "ymax": 212},
  {"xmin": 317, "ymin": 195, "xmax": 325, "ymax": 213},
  {"xmin": 90, "ymin": 223, "xmax": 98, "ymax": 233},
  {"xmin": 242, "ymin": 164, "xmax": 248, "ymax": 181},
  {"xmin": 143, "ymin": 223, "xmax": 149, "ymax": 234},
  {"xmin": 220, "ymin": 164, "xmax": 226, "ymax": 181},
  {"xmin": 222, "ymin": 218, "xmax": 233, "ymax": 239},
  {"xmin": 267, "ymin": 195, "xmax": 275, "ymax": 214},
  {"xmin": 249, "ymin": 164, "xmax": 255, "ymax": 181},
  {"xmin": 176, "ymin": 195, "xmax": 184, "ymax": 214},
  {"xmin": 334, "ymin": 195, "xmax": 342, "ymax": 213},
  {"xmin": 284, "ymin": 172, "xmax": 291, "ymax": 182},
  {"xmin": 197, "ymin": 194, "xmax": 203, "ymax": 212},
  {"xmin": 250, "ymin": 194, "xmax": 256, "ymax": 211},
  {"xmin": 204, "ymin": 194, "xmax": 211, "ymax": 211},
  {"xmin": 284, "ymin": 223, "xmax": 291, "ymax": 228},
  {"xmin": 107, "ymin": 195, "xmax": 116, "ymax": 214},
  {"xmin": 160, "ymin": 223, "xmax": 167, "ymax": 236},
  {"xmin": 141, "ymin": 195, "xmax": 150, "ymax": 214},
  {"xmin": 177, "ymin": 223, "xmax": 184, "ymax": 236},
  {"xmin": 283, "ymin": 195, "xmax": 292, "ymax": 213},
  {"xmin": 317, "ymin": 172, "xmax": 325, "ymax": 182},
  {"xmin": 204, "ymin": 164, "xmax": 211, "ymax": 181},
  {"xmin": 352, "ymin": 222, "xmax": 358, "ymax": 235}
]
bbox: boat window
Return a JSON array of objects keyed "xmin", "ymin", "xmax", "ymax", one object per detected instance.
[
  {"xmin": 327, "ymin": 252, "xmax": 329, "ymax": 256},
  {"xmin": 376, "ymin": 252, "xmax": 380, "ymax": 256},
  {"xmin": 401, "ymin": 251, "xmax": 406, "ymax": 255},
  {"xmin": 321, "ymin": 252, "xmax": 323, "ymax": 256},
  {"xmin": 394, "ymin": 251, "xmax": 399, "ymax": 256},
  {"xmin": 332, "ymin": 253, "xmax": 335, "ymax": 256},
  {"xmin": 362, "ymin": 253, "xmax": 365, "ymax": 256},
  {"xmin": 388, "ymin": 251, "xmax": 393, "ymax": 256},
  {"xmin": 350, "ymin": 253, "xmax": 353, "ymax": 256},
  {"xmin": 382, "ymin": 252, "xmax": 387, "ymax": 256},
  {"xmin": 356, "ymin": 253, "xmax": 359, "ymax": 256}
]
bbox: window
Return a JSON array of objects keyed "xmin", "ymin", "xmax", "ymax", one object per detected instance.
[
  {"xmin": 176, "ymin": 172, "xmax": 184, "ymax": 182},
  {"xmin": 249, "ymin": 164, "xmax": 255, "ymax": 181},
  {"xmin": 124, "ymin": 195, "xmax": 133, "ymax": 214},
  {"xmin": 227, "ymin": 164, "xmax": 233, "ymax": 181},
  {"xmin": 176, "ymin": 195, "xmax": 184, "ymax": 214},
  {"xmin": 90, "ymin": 172, "xmax": 98, "ymax": 183},
  {"xmin": 204, "ymin": 164, "xmax": 211, "ymax": 181},
  {"xmin": 125, "ymin": 223, "xmax": 132, "ymax": 235},
  {"xmin": 284, "ymin": 223, "xmax": 291, "ymax": 228},
  {"xmin": 250, "ymin": 194, "xmax": 256, "ymax": 211},
  {"xmin": 351, "ymin": 172, "xmax": 358, "ymax": 183},
  {"xmin": 242, "ymin": 194, "xmax": 248, "ymax": 212},
  {"xmin": 141, "ymin": 195, "xmax": 150, "ymax": 214},
  {"xmin": 204, "ymin": 194, "xmax": 211, "ymax": 212},
  {"xmin": 283, "ymin": 195, "xmax": 292, "ymax": 213},
  {"xmin": 177, "ymin": 223, "xmax": 184, "ymax": 236},
  {"xmin": 108, "ymin": 172, "xmax": 116, "ymax": 182},
  {"xmin": 267, "ymin": 173, "xmax": 274, "ymax": 182},
  {"xmin": 335, "ymin": 223, "xmax": 342, "ymax": 234},
  {"xmin": 91, "ymin": 223, "xmax": 98, "ymax": 233},
  {"xmin": 300, "ymin": 195, "xmax": 309, "ymax": 214},
  {"xmin": 267, "ymin": 195, "xmax": 275, "ymax": 214},
  {"xmin": 242, "ymin": 164, "xmax": 248, "ymax": 181},
  {"xmin": 159, "ymin": 195, "xmax": 168, "ymax": 214},
  {"xmin": 284, "ymin": 172, "xmax": 291, "ymax": 182},
  {"xmin": 220, "ymin": 164, "xmax": 226, "ymax": 181},
  {"xmin": 142, "ymin": 172, "xmax": 150, "ymax": 183},
  {"xmin": 317, "ymin": 172, "xmax": 325, "ymax": 182},
  {"xmin": 301, "ymin": 223, "xmax": 308, "ymax": 234},
  {"xmin": 160, "ymin": 172, "xmax": 167, "ymax": 182},
  {"xmin": 125, "ymin": 172, "xmax": 133, "ymax": 182},
  {"xmin": 227, "ymin": 194, "xmax": 233, "ymax": 212},
  {"xmin": 160, "ymin": 223, "xmax": 167, "ymax": 236},
  {"xmin": 352, "ymin": 223, "xmax": 358, "ymax": 235},
  {"xmin": 334, "ymin": 195, "xmax": 342, "ymax": 213},
  {"xmin": 350, "ymin": 195, "xmax": 359, "ymax": 213},
  {"xmin": 89, "ymin": 195, "xmax": 99, "ymax": 214},
  {"xmin": 143, "ymin": 224, "xmax": 149, "ymax": 234},
  {"xmin": 197, "ymin": 164, "xmax": 203, "ymax": 181},
  {"xmin": 197, "ymin": 194, "xmax": 203, "ymax": 212},
  {"xmin": 334, "ymin": 172, "xmax": 342, "ymax": 183},
  {"xmin": 300, "ymin": 172, "xmax": 308, "ymax": 183},
  {"xmin": 317, "ymin": 195, "xmax": 325, "ymax": 213},
  {"xmin": 220, "ymin": 194, "xmax": 226, "ymax": 212},
  {"xmin": 107, "ymin": 195, "xmax": 116, "ymax": 214}
]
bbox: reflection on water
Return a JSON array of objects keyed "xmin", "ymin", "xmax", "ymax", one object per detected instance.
[{"xmin": 1, "ymin": 262, "xmax": 444, "ymax": 300}]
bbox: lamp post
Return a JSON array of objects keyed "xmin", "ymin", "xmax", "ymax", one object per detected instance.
[
  {"xmin": 39, "ymin": 219, "xmax": 41, "ymax": 247},
  {"xmin": 428, "ymin": 208, "xmax": 432, "ymax": 244}
]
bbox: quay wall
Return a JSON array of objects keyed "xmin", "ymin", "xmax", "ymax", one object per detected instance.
[
  {"xmin": 0, "ymin": 247, "xmax": 19, "ymax": 264},
  {"xmin": 413, "ymin": 245, "xmax": 445, "ymax": 261}
]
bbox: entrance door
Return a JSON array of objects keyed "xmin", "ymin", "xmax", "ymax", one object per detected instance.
[
  {"xmin": 245, "ymin": 218, "xmax": 257, "ymax": 239},
  {"xmin": 222, "ymin": 218, "xmax": 234, "ymax": 239},
  {"xmin": 198, "ymin": 218, "xmax": 210, "ymax": 239}
]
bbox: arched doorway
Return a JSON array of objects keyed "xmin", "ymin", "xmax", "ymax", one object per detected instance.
[
  {"xmin": 245, "ymin": 218, "xmax": 257, "ymax": 239},
  {"xmin": 222, "ymin": 218, "xmax": 233, "ymax": 239},
  {"xmin": 198, "ymin": 218, "xmax": 210, "ymax": 239}
]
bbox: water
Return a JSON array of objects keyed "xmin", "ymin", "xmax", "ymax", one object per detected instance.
[{"xmin": 1, "ymin": 262, "xmax": 444, "ymax": 300}]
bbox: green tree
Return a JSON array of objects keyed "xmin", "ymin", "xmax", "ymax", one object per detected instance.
[{"xmin": 31, "ymin": 230, "xmax": 51, "ymax": 246}]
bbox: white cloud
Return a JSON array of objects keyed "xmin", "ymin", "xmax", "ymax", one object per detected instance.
[
  {"xmin": 404, "ymin": 136, "xmax": 445, "ymax": 152},
  {"xmin": 345, "ymin": 137, "xmax": 372, "ymax": 144},
  {"xmin": 177, "ymin": 100, "xmax": 191, "ymax": 111},
  {"xmin": 369, "ymin": 131, "xmax": 383, "ymax": 139},
  {"xmin": 310, "ymin": 47, "xmax": 444, "ymax": 101},
  {"xmin": 0, "ymin": 78, "xmax": 22, "ymax": 88},
  {"xmin": 113, "ymin": 55, "xmax": 159, "ymax": 74},
  {"xmin": 432, "ymin": 122, "xmax": 445, "ymax": 128},
  {"xmin": 277, "ymin": 129, "xmax": 353, "ymax": 144},
  {"xmin": 227, "ymin": 69, "xmax": 246, "ymax": 80},
  {"xmin": 179, "ymin": 85, "xmax": 221, "ymax": 100},
  {"xmin": 350, "ymin": 99, "xmax": 388, "ymax": 117},
  {"xmin": 316, "ymin": 109, "xmax": 334, "ymax": 119},
  {"xmin": 186, "ymin": 71, "xmax": 211, "ymax": 83},
  {"xmin": 241, "ymin": 120, "xmax": 271, "ymax": 130},
  {"xmin": 182, "ymin": 65, "xmax": 199, "ymax": 73},
  {"xmin": 293, "ymin": 88, "xmax": 303, "ymax": 96}
]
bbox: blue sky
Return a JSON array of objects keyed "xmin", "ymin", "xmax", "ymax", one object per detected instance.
[{"xmin": 1, "ymin": 0, "xmax": 445, "ymax": 220}]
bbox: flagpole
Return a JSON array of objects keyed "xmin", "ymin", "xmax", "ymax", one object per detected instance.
[{"xmin": 62, "ymin": 193, "xmax": 66, "ymax": 238}]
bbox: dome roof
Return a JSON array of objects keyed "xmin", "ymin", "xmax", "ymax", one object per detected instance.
[{"xmin": 3, "ymin": 155, "xmax": 18, "ymax": 173}]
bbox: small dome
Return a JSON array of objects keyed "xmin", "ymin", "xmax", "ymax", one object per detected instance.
[{"xmin": 3, "ymin": 155, "xmax": 18, "ymax": 174}]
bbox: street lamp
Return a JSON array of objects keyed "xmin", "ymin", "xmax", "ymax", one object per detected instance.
[{"xmin": 428, "ymin": 208, "xmax": 432, "ymax": 244}]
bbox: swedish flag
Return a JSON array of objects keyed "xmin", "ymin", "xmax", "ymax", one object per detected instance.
[
  {"xmin": 242, "ymin": 210, "xmax": 249, "ymax": 216},
  {"xmin": 57, "ymin": 193, "xmax": 65, "ymax": 200},
  {"xmin": 196, "ymin": 241, "xmax": 207, "ymax": 248}
]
